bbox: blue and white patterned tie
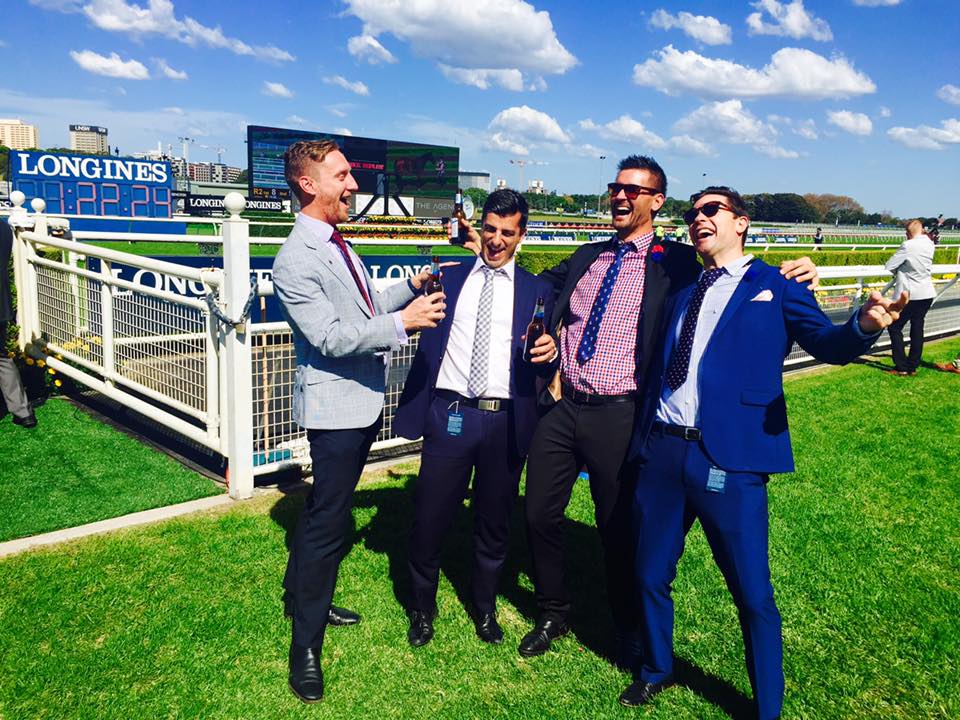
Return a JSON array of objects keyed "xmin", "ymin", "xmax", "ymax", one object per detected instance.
[
  {"xmin": 577, "ymin": 241, "xmax": 634, "ymax": 364},
  {"xmin": 468, "ymin": 266, "xmax": 497, "ymax": 397},
  {"xmin": 664, "ymin": 267, "xmax": 725, "ymax": 391}
]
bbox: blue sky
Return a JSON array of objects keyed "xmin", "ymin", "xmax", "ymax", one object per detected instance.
[{"xmin": 3, "ymin": 0, "xmax": 958, "ymax": 217}]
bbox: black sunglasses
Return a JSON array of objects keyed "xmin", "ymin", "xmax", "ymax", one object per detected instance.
[
  {"xmin": 607, "ymin": 182, "xmax": 662, "ymax": 200},
  {"xmin": 682, "ymin": 201, "xmax": 737, "ymax": 226}
]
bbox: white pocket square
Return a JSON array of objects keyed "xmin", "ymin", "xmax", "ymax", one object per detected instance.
[{"xmin": 750, "ymin": 289, "xmax": 774, "ymax": 302}]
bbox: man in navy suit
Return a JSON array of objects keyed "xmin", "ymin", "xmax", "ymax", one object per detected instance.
[
  {"xmin": 394, "ymin": 189, "xmax": 557, "ymax": 647},
  {"xmin": 619, "ymin": 187, "xmax": 907, "ymax": 718}
]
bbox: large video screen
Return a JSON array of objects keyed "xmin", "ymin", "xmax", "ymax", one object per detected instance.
[{"xmin": 247, "ymin": 125, "xmax": 459, "ymax": 217}]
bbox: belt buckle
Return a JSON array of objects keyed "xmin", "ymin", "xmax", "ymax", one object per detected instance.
[
  {"xmin": 682, "ymin": 427, "xmax": 699, "ymax": 441},
  {"xmin": 478, "ymin": 399, "xmax": 500, "ymax": 412}
]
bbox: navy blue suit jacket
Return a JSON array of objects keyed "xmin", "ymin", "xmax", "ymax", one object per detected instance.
[
  {"xmin": 630, "ymin": 259, "xmax": 879, "ymax": 474},
  {"xmin": 393, "ymin": 261, "xmax": 556, "ymax": 458}
]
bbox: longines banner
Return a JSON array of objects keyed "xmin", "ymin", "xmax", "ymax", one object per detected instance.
[{"xmin": 186, "ymin": 194, "xmax": 283, "ymax": 216}]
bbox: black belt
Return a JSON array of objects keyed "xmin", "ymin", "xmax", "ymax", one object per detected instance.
[
  {"xmin": 652, "ymin": 420, "xmax": 701, "ymax": 441},
  {"xmin": 561, "ymin": 382, "xmax": 636, "ymax": 406},
  {"xmin": 436, "ymin": 389, "xmax": 511, "ymax": 412}
]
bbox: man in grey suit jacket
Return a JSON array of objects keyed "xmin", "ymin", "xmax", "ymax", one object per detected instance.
[
  {"xmin": 884, "ymin": 218, "xmax": 932, "ymax": 375},
  {"xmin": 273, "ymin": 139, "xmax": 444, "ymax": 703}
]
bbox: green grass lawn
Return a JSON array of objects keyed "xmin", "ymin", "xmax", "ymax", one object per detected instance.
[
  {"xmin": 1, "ymin": 339, "xmax": 958, "ymax": 719},
  {"xmin": 0, "ymin": 398, "xmax": 222, "ymax": 542}
]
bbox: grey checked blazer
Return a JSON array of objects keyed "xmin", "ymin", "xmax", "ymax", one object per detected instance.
[{"xmin": 273, "ymin": 215, "xmax": 416, "ymax": 430}]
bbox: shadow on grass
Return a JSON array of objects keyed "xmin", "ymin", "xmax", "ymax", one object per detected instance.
[{"xmin": 268, "ymin": 473, "xmax": 752, "ymax": 718}]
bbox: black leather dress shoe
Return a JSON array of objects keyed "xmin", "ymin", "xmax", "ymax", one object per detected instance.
[
  {"xmin": 327, "ymin": 605, "xmax": 361, "ymax": 626},
  {"xmin": 618, "ymin": 678, "xmax": 674, "ymax": 707},
  {"xmin": 288, "ymin": 644, "xmax": 324, "ymax": 703},
  {"xmin": 474, "ymin": 612, "xmax": 503, "ymax": 645},
  {"xmin": 407, "ymin": 609, "xmax": 436, "ymax": 647},
  {"xmin": 12, "ymin": 413, "xmax": 37, "ymax": 428},
  {"xmin": 518, "ymin": 618, "xmax": 569, "ymax": 657}
]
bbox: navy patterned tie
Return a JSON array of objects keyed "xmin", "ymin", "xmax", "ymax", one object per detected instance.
[
  {"xmin": 576, "ymin": 241, "xmax": 634, "ymax": 364},
  {"xmin": 664, "ymin": 267, "xmax": 725, "ymax": 391}
]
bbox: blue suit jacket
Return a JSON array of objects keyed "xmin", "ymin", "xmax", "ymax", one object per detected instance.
[
  {"xmin": 630, "ymin": 259, "xmax": 879, "ymax": 474},
  {"xmin": 393, "ymin": 261, "xmax": 556, "ymax": 458}
]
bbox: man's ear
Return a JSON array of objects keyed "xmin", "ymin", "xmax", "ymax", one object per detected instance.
[{"xmin": 297, "ymin": 174, "xmax": 314, "ymax": 199}]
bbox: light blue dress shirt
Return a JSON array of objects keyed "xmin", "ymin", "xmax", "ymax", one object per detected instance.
[{"xmin": 656, "ymin": 254, "xmax": 754, "ymax": 427}]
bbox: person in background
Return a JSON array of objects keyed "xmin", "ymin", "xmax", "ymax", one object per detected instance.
[
  {"xmin": 813, "ymin": 227, "xmax": 823, "ymax": 249},
  {"xmin": 0, "ymin": 219, "xmax": 36, "ymax": 429},
  {"xmin": 884, "ymin": 219, "xmax": 933, "ymax": 376}
]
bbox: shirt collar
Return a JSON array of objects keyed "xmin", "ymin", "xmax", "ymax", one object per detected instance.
[
  {"xmin": 471, "ymin": 255, "xmax": 515, "ymax": 281},
  {"xmin": 615, "ymin": 230, "xmax": 655, "ymax": 252},
  {"xmin": 296, "ymin": 212, "xmax": 335, "ymax": 242},
  {"xmin": 709, "ymin": 253, "xmax": 754, "ymax": 278}
]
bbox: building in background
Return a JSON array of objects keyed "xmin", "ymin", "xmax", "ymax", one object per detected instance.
[
  {"xmin": 528, "ymin": 179, "xmax": 545, "ymax": 195},
  {"xmin": 459, "ymin": 170, "xmax": 491, "ymax": 192},
  {"xmin": 495, "ymin": 178, "xmax": 507, "ymax": 190},
  {"xmin": 0, "ymin": 118, "xmax": 40, "ymax": 150},
  {"xmin": 69, "ymin": 125, "xmax": 109, "ymax": 155}
]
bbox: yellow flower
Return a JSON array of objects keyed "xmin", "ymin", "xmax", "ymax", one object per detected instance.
[
  {"xmin": 37, "ymin": 359, "xmax": 46, "ymax": 368},
  {"xmin": 54, "ymin": 379, "xmax": 62, "ymax": 387},
  {"xmin": 25, "ymin": 357, "xmax": 35, "ymax": 365},
  {"xmin": 48, "ymin": 367, "xmax": 56, "ymax": 375}
]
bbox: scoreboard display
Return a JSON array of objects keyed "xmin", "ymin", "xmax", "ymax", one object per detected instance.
[
  {"xmin": 247, "ymin": 125, "xmax": 459, "ymax": 218},
  {"xmin": 9, "ymin": 150, "xmax": 174, "ymax": 218}
]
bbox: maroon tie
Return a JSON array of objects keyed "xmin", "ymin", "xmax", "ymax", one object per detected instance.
[{"xmin": 330, "ymin": 230, "xmax": 375, "ymax": 314}]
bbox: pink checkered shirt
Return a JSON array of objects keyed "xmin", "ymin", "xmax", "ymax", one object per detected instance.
[{"xmin": 560, "ymin": 232, "xmax": 654, "ymax": 395}]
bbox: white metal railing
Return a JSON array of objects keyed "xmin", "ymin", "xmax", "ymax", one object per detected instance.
[{"xmin": 7, "ymin": 191, "xmax": 960, "ymax": 500}]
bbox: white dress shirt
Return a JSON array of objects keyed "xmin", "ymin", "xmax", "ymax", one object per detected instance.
[
  {"xmin": 295, "ymin": 213, "xmax": 407, "ymax": 343},
  {"xmin": 884, "ymin": 234, "xmax": 936, "ymax": 301},
  {"xmin": 657, "ymin": 254, "xmax": 754, "ymax": 427},
  {"xmin": 436, "ymin": 257, "xmax": 516, "ymax": 399}
]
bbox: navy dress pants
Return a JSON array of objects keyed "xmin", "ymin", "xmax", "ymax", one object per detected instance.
[
  {"xmin": 408, "ymin": 395, "xmax": 524, "ymax": 614},
  {"xmin": 632, "ymin": 428, "xmax": 784, "ymax": 720}
]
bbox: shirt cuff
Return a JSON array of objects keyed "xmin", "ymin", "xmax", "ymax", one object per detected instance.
[
  {"xmin": 393, "ymin": 311, "xmax": 408, "ymax": 345},
  {"xmin": 852, "ymin": 308, "xmax": 882, "ymax": 340}
]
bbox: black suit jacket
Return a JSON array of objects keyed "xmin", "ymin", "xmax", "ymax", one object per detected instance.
[
  {"xmin": 1, "ymin": 220, "xmax": 14, "ymax": 324},
  {"xmin": 538, "ymin": 237, "xmax": 701, "ymax": 400}
]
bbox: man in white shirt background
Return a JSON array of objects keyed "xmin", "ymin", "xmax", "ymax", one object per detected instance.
[{"xmin": 884, "ymin": 218, "xmax": 935, "ymax": 376}]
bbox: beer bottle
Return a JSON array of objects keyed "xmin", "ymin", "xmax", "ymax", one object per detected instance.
[
  {"xmin": 523, "ymin": 296, "xmax": 546, "ymax": 362},
  {"xmin": 424, "ymin": 255, "xmax": 443, "ymax": 295},
  {"xmin": 450, "ymin": 189, "xmax": 465, "ymax": 244}
]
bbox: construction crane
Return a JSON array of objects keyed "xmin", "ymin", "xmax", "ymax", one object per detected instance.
[{"xmin": 509, "ymin": 158, "xmax": 548, "ymax": 193}]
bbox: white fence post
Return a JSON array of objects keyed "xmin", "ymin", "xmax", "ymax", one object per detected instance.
[
  {"xmin": 7, "ymin": 191, "xmax": 32, "ymax": 349},
  {"xmin": 220, "ymin": 193, "xmax": 255, "ymax": 499}
]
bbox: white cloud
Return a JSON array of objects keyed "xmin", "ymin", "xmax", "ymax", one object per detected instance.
[
  {"xmin": 155, "ymin": 57, "xmax": 187, "ymax": 80},
  {"xmin": 827, "ymin": 110, "xmax": 872, "ymax": 135},
  {"xmin": 347, "ymin": 34, "xmax": 397, "ymax": 65},
  {"xmin": 878, "ymin": 105, "xmax": 892, "ymax": 118},
  {"xmin": 649, "ymin": 9, "xmax": 732, "ymax": 45},
  {"xmin": 489, "ymin": 106, "xmax": 570, "ymax": 149},
  {"xmin": 342, "ymin": 0, "xmax": 576, "ymax": 90},
  {"xmin": 746, "ymin": 0, "xmax": 832, "ymax": 41},
  {"xmin": 327, "ymin": 106, "xmax": 349, "ymax": 118},
  {"xmin": 937, "ymin": 84, "xmax": 960, "ymax": 106},
  {"xmin": 579, "ymin": 115, "xmax": 714, "ymax": 156},
  {"xmin": 323, "ymin": 75, "xmax": 370, "ymax": 96},
  {"xmin": 332, "ymin": 127, "xmax": 354, "ymax": 137},
  {"xmin": 673, "ymin": 99, "xmax": 798, "ymax": 158},
  {"xmin": 888, "ymin": 119, "xmax": 960, "ymax": 150},
  {"xmin": 438, "ymin": 65, "xmax": 524, "ymax": 91},
  {"xmin": 795, "ymin": 119, "xmax": 818, "ymax": 139},
  {"xmin": 38, "ymin": 0, "xmax": 294, "ymax": 62},
  {"xmin": 69, "ymin": 49, "xmax": 149, "ymax": 79},
  {"xmin": 486, "ymin": 132, "xmax": 529, "ymax": 156},
  {"xmin": 633, "ymin": 45, "xmax": 876, "ymax": 100},
  {"xmin": 262, "ymin": 81, "xmax": 293, "ymax": 99},
  {"xmin": 286, "ymin": 114, "xmax": 309, "ymax": 126},
  {"xmin": 852, "ymin": 0, "xmax": 900, "ymax": 5}
]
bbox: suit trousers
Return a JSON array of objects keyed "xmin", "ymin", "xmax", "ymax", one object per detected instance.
[
  {"xmin": 284, "ymin": 417, "xmax": 381, "ymax": 649},
  {"xmin": 888, "ymin": 297, "xmax": 934, "ymax": 372},
  {"xmin": 408, "ymin": 395, "xmax": 524, "ymax": 614},
  {"xmin": 0, "ymin": 322, "xmax": 30, "ymax": 420},
  {"xmin": 632, "ymin": 429, "xmax": 783, "ymax": 720},
  {"xmin": 524, "ymin": 396, "xmax": 636, "ymax": 630}
]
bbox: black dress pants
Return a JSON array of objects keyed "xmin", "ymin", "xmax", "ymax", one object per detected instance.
[
  {"xmin": 524, "ymin": 397, "xmax": 636, "ymax": 629},
  {"xmin": 284, "ymin": 417, "xmax": 381, "ymax": 649},
  {"xmin": 888, "ymin": 297, "xmax": 934, "ymax": 372}
]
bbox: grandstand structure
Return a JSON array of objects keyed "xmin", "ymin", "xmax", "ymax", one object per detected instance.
[{"xmin": 5, "ymin": 192, "xmax": 960, "ymax": 500}]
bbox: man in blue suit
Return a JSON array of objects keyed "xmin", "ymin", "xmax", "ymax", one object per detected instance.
[
  {"xmin": 394, "ymin": 189, "xmax": 557, "ymax": 647},
  {"xmin": 619, "ymin": 187, "xmax": 907, "ymax": 718}
]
